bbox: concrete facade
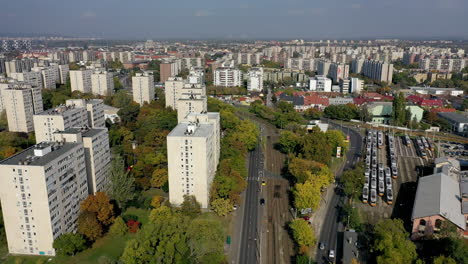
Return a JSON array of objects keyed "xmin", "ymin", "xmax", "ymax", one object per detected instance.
[
  {"xmin": 2, "ymin": 85, "xmax": 43, "ymax": 133},
  {"xmin": 70, "ymin": 69, "xmax": 92, "ymax": 93},
  {"xmin": 132, "ymin": 72, "xmax": 154, "ymax": 105}
]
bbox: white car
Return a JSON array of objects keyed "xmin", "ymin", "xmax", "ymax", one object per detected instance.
[{"xmin": 329, "ymin": 249, "xmax": 335, "ymax": 259}]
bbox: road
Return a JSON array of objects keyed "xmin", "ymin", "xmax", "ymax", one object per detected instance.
[
  {"xmin": 315, "ymin": 120, "xmax": 363, "ymax": 264},
  {"xmin": 239, "ymin": 141, "xmax": 263, "ymax": 264}
]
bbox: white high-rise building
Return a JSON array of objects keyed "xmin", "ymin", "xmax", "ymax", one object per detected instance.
[
  {"xmin": 165, "ymin": 77, "xmax": 186, "ymax": 109},
  {"xmin": 9, "ymin": 71, "xmax": 43, "ymax": 89},
  {"xmin": 33, "ymin": 105, "xmax": 88, "ymax": 143},
  {"xmin": 350, "ymin": 77, "xmax": 364, "ymax": 94},
  {"xmin": 132, "ymin": 72, "xmax": 154, "ymax": 105},
  {"xmin": 32, "ymin": 66, "xmax": 59, "ymax": 89},
  {"xmin": 0, "ymin": 142, "xmax": 88, "ymax": 256},
  {"xmin": 247, "ymin": 67, "xmax": 264, "ymax": 92},
  {"xmin": 167, "ymin": 117, "xmax": 219, "ymax": 208},
  {"xmin": 328, "ymin": 63, "xmax": 349, "ymax": 82},
  {"xmin": 70, "ymin": 69, "xmax": 92, "ymax": 93},
  {"xmin": 91, "ymin": 70, "xmax": 114, "ymax": 96},
  {"xmin": 309, "ymin": 76, "xmax": 332, "ymax": 92},
  {"xmin": 214, "ymin": 67, "xmax": 243, "ymax": 87},
  {"xmin": 57, "ymin": 64, "xmax": 69, "ymax": 84},
  {"xmin": 2, "ymin": 84, "xmax": 43, "ymax": 133},
  {"xmin": 188, "ymin": 67, "xmax": 205, "ymax": 85},
  {"xmin": 362, "ymin": 60, "xmax": 394, "ymax": 83},
  {"xmin": 65, "ymin": 99, "xmax": 105, "ymax": 128},
  {"xmin": 176, "ymin": 92, "xmax": 207, "ymax": 122},
  {"xmin": 54, "ymin": 127, "xmax": 110, "ymax": 194}
]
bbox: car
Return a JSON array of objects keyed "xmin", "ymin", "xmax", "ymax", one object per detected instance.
[
  {"xmin": 319, "ymin": 242, "xmax": 325, "ymax": 250},
  {"xmin": 233, "ymin": 205, "xmax": 238, "ymax": 210},
  {"xmin": 260, "ymin": 198, "xmax": 265, "ymax": 205},
  {"xmin": 329, "ymin": 250, "xmax": 335, "ymax": 259},
  {"xmin": 261, "ymin": 180, "xmax": 266, "ymax": 186}
]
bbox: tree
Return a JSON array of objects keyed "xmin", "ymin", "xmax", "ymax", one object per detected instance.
[
  {"xmin": 293, "ymin": 180, "xmax": 321, "ymax": 210},
  {"xmin": 109, "ymin": 216, "xmax": 128, "ymax": 237},
  {"xmin": 210, "ymin": 198, "xmax": 233, "ymax": 216},
  {"xmin": 373, "ymin": 219, "xmax": 417, "ymax": 264},
  {"xmin": 278, "ymin": 130, "xmax": 301, "ymax": 154},
  {"xmin": 78, "ymin": 211, "xmax": 103, "ymax": 241},
  {"xmin": 180, "ymin": 195, "xmax": 201, "ymax": 217},
  {"xmin": 118, "ymin": 102, "xmax": 140, "ymax": 125},
  {"xmin": 151, "ymin": 168, "xmax": 168, "ymax": 188},
  {"xmin": 432, "ymin": 256, "xmax": 456, "ymax": 264},
  {"xmin": 113, "ymin": 77, "xmax": 123, "ymax": 91},
  {"xmin": 150, "ymin": 195, "xmax": 164, "ymax": 209},
  {"xmin": 340, "ymin": 166, "xmax": 365, "ymax": 200},
  {"xmin": 392, "ymin": 92, "xmax": 407, "ymax": 126},
  {"xmin": 80, "ymin": 192, "xmax": 115, "ymax": 226},
  {"xmin": 341, "ymin": 203, "xmax": 362, "ymax": 230},
  {"xmin": 149, "ymin": 205, "xmax": 173, "ymax": 223},
  {"xmin": 109, "ymin": 155, "xmax": 135, "ymax": 209},
  {"xmin": 304, "ymin": 108, "xmax": 323, "ymax": 119},
  {"xmin": 53, "ymin": 233, "xmax": 87, "ymax": 256},
  {"xmin": 186, "ymin": 218, "xmax": 226, "ymax": 262},
  {"xmin": 289, "ymin": 219, "xmax": 316, "ymax": 247}
]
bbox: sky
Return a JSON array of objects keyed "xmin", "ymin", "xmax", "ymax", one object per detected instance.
[{"xmin": 1, "ymin": 0, "xmax": 468, "ymax": 40}]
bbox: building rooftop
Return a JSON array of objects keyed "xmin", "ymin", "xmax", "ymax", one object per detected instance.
[
  {"xmin": 438, "ymin": 112, "xmax": 468, "ymax": 124},
  {"xmin": 0, "ymin": 142, "xmax": 81, "ymax": 166},
  {"xmin": 56, "ymin": 127, "xmax": 106, "ymax": 138},
  {"xmin": 412, "ymin": 172, "xmax": 466, "ymax": 229},
  {"xmin": 35, "ymin": 105, "xmax": 83, "ymax": 116},
  {"xmin": 342, "ymin": 230, "xmax": 359, "ymax": 264},
  {"xmin": 168, "ymin": 122, "xmax": 213, "ymax": 138}
]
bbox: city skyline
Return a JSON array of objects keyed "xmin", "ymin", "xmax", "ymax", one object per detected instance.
[{"xmin": 1, "ymin": 0, "xmax": 468, "ymax": 40}]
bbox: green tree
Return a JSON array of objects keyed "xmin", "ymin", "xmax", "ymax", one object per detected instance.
[
  {"xmin": 109, "ymin": 155, "xmax": 135, "ymax": 209},
  {"xmin": 210, "ymin": 198, "xmax": 233, "ymax": 216},
  {"xmin": 278, "ymin": 130, "xmax": 301, "ymax": 154},
  {"xmin": 293, "ymin": 180, "xmax": 321, "ymax": 210},
  {"xmin": 304, "ymin": 108, "xmax": 323, "ymax": 119},
  {"xmin": 289, "ymin": 219, "xmax": 316, "ymax": 247},
  {"xmin": 341, "ymin": 203, "xmax": 362, "ymax": 230},
  {"xmin": 113, "ymin": 77, "xmax": 123, "ymax": 91},
  {"xmin": 340, "ymin": 166, "xmax": 365, "ymax": 200},
  {"xmin": 392, "ymin": 92, "xmax": 407, "ymax": 126},
  {"xmin": 151, "ymin": 168, "xmax": 168, "ymax": 188},
  {"xmin": 180, "ymin": 195, "xmax": 201, "ymax": 217},
  {"xmin": 109, "ymin": 216, "xmax": 128, "ymax": 237},
  {"xmin": 186, "ymin": 218, "xmax": 226, "ymax": 263},
  {"xmin": 373, "ymin": 219, "xmax": 417, "ymax": 264},
  {"xmin": 432, "ymin": 256, "xmax": 456, "ymax": 264},
  {"xmin": 53, "ymin": 233, "xmax": 87, "ymax": 256},
  {"xmin": 118, "ymin": 102, "xmax": 140, "ymax": 125}
]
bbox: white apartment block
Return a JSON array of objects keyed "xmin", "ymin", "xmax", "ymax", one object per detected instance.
[
  {"xmin": 165, "ymin": 77, "xmax": 186, "ymax": 109},
  {"xmin": 91, "ymin": 70, "xmax": 114, "ymax": 96},
  {"xmin": 2, "ymin": 85, "xmax": 43, "ymax": 133},
  {"xmin": 185, "ymin": 112, "xmax": 220, "ymax": 168},
  {"xmin": 9, "ymin": 71, "xmax": 43, "ymax": 89},
  {"xmin": 309, "ymin": 76, "xmax": 332, "ymax": 92},
  {"xmin": 362, "ymin": 60, "xmax": 394, "ymax": 83},
  {"xmin": 176, "ymin": 93, "xmax": 207, "ymax": 122},
  {"xmin": 57, "ymin": 64, "xmax": 69, "ymax": 84},
  {"xmin": 350, "ymin": 77, "xmax": 364, "ymax": 94},
  {"xmin": 54, "ymin": 127, "xmax": 110, "ymax": 194},
  {"xmin": 188, "ymin": 67, "xmax": 205, "ymax": 85},
  {"xmin": 214, "ymin": 67, "xmax": 243, "ymax": 87},
  {"xmin": 32, "ymin": 66, "xmax": 59, "ymax": 89},
  {"xmin": 70, "ymin": 69, "xmax": 92, "ymax": 93},
  {"xmin": 351, "ymin": 59, "xmax": 365, "ymax": 74},
  {"xmin": 0, "ymin": 142, "xmax": 88, "ymax": 256},
  {"xmin": 247, "ymin": 67, "xmax": 264, "ymax": 92},
  {"xmin": 180, "ymin": 58, "xmax": 203, "ymax": 70},
  {"xmin": 328, "ymin": 63, "xmax": 349, "ymax": 82},
  {"xmin": 66, "ymin": 99, "xmax": 105, "ymax": 128},
  {"xmin": 419, "ymin": 58, "xmax": 466, "ymax": 72},
  {"xmin": 132, "ymin": 72, "xmax": 154, "ymax": 105},
  {"xmin": 167, "ymin": 120, "xmax": 219, "ymax": 208},
  {"xmin": 33, "ymin": 105, "xmax": 88, "ymax": 143},
  {"xmin": 285, "ymin": 58, "xmax": 316, "ymax": 71}
]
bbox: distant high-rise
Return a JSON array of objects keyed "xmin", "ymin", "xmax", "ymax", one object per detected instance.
[
  {"xmin": 132, "ymin": 72, "xmax": 154, "ymax": 105},
  {"xmin": 160, "ymin": 62, "xmax": 180, "ymax": 83},
  {"xmin": 2, "ymin": 84, "xmax": 43, "ymax": 133},
  {"xmin": 362, "ymin": 60, "xmax": 393, "ymax": 83},
  {"xmin": 247, "ymin": 67, "xmax": 264, "ymax": 92},
  {"xmin": 66, "ymin": 99, "xmax": 106, "ymax": 128},
  {"xmin": 214, "ymin": 67, "xmax": 243, "ymax": 87},
  {"xmin": 0, "ymin": 142, "xmax": 88, "ymax": 256},
  {"xmin": 91, "ymin": 70, "xmax": 114, "ymax": 96},
  {"xmin": 309, "ymin": 76, "xmax": 332, "ymax": 92},
  {"xmin": 70, "ymin": 69, "xmax": 92, "ymax": 93},
  {"xmin": 350, "ymin": 78, "xmax": 364, "ymax": 94},
  {"xmin": 9, "ymin": 71, "xmax": 43, "ymax": 89},
  {"xmin": 328, "ymin": 63, "xmax": 349, "ymax": 82},
  {"xmin": 165, "ymin": 77, "xmax": 186, "ymax": 110}
]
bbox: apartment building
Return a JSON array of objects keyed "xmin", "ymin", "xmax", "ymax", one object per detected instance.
[
  {"xmin": 32, "ymin": 66, "xmax": 59, "ymax": 89},
  {"xmin": 214, "ymin": 67, "xmax": 243, "ymax": 87},
  {"xmin": 33, "ymin": 105, "xmax": 88, "ymax": 143},
  {"xmin": 309, "ymin": 75, "xmax": 332, "ymax": 92},
  {"xmin": 132, "ymin": 72, "xmax": 154, "ymax": 105},
  {"xmin": 5, "ymin": 59, "xmax": 36, "ymax": 76},
  {"xmin": 419, "ymin": 58, "xmax": 466, "ymax": 72},
  {"xmin": 2, "ymin": 85, "xmax": 43, "ymax": 133},
  {"xmin": 167, "ymin": 120, "xmax": 218, "ymax": 208},
  {"xmin": 165, "ymin": 77, "xmax": 186, "ymax": 109},
  {"xmin": 70, "ymin": 69, "xmax": 92, "ymax": 93},
  {"xmin": 57, "ymin": 64, "xmax": 69, "ymax": 84},
  {"xmin": 350, "ymin": 77, "xmax": 364, "ymax": 94},
  {"xmin": 181, "ymin": 58, "xmax": 203, "ymax": 70},
  {"xmin": 160, "ymin": 61, "xmax": 181, "ymax": 82},
  {"xmin": 0, "ymin": 142, "xmax": 88, "ymax": 256},
  {"xmin": 351, "ymin": 59, "xmax": 365, "ymax": 74},
  {"xmin": 362, "ymin": 60, "xmax": 394, "ymax": 83},
  {"xmin": 188, "ymin": 67, "xmax": 205, "ymax": 85},
  {"xmin": 317, "ymin": 60, "xmax": 331, "ymax": 76},
  {"xmin": 247, "ymin": 67, "xmax": 264, "ymax": 92},
  {"xmin": 176, "ymin": 92, "xmax": 207, "ymax": 122},
  {"xmin": 91, "ymin": 70, "xmax": 114, "ymax": 96},
  {"xmin": 65, "ymin": 99, "xmax": 105, "ymax": 128},
  {"xmin": 9, "ymin": 71, "xmax": 43, "ymax": 89},
  {"xmin": 339, "ymin": 78, "xmax": 351, "ymax": 94},
  {"xmin": 328, "ymin": 62, "xmax": 349, "ymax": 82},
  {"xmin": 54, "ymin": 127, "xmax": 110, "ymax": 194}
]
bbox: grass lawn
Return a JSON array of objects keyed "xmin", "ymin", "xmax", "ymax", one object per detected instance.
[{"xmin": 5, "ymin": 208, "xmax": 151, "ymax": 264}]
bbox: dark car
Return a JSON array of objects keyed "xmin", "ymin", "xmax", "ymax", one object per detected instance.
[{"xmin": 260, "ymin": 198, "xmax": 265, "ymax": 205}]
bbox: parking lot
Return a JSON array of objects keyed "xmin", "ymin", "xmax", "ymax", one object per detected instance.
[
  {"xmin": 358, "ymin": 131, "xmax": 431, "ymax": 224},
  {"xmin": 439, "ymin": 141, "xmax": 468, "ymax": 160}
]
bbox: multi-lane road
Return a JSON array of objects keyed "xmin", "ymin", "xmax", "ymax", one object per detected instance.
[
  {"xmin": 316, "ymin": 120, "xmax": 363, "ymax": 263},
  {"xmin": 239, "ymin": 141, "xmax": 263, "ymax": 264}
]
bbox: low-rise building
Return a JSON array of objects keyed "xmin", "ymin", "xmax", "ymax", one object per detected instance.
[
  {"xmin": 309, "ymin": 76, "xmax": 332, "ymax": 92},
  {"xmin": 437, "ymin": 112, "xmax": 468, "ymax": 135}
]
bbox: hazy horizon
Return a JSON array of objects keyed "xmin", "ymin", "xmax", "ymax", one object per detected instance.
[{"xmin": 2, "ymin": 0, "xmax": 468, "ymax": 40}]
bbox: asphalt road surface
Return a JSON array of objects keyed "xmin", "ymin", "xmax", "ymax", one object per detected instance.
[
  {"xmin": 239, "ymin": 143, "xmax": 263, "ymax": 264},
  {"xmin": 316, "ymin": 120, "xmax": 363, "ymax": 263}
]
